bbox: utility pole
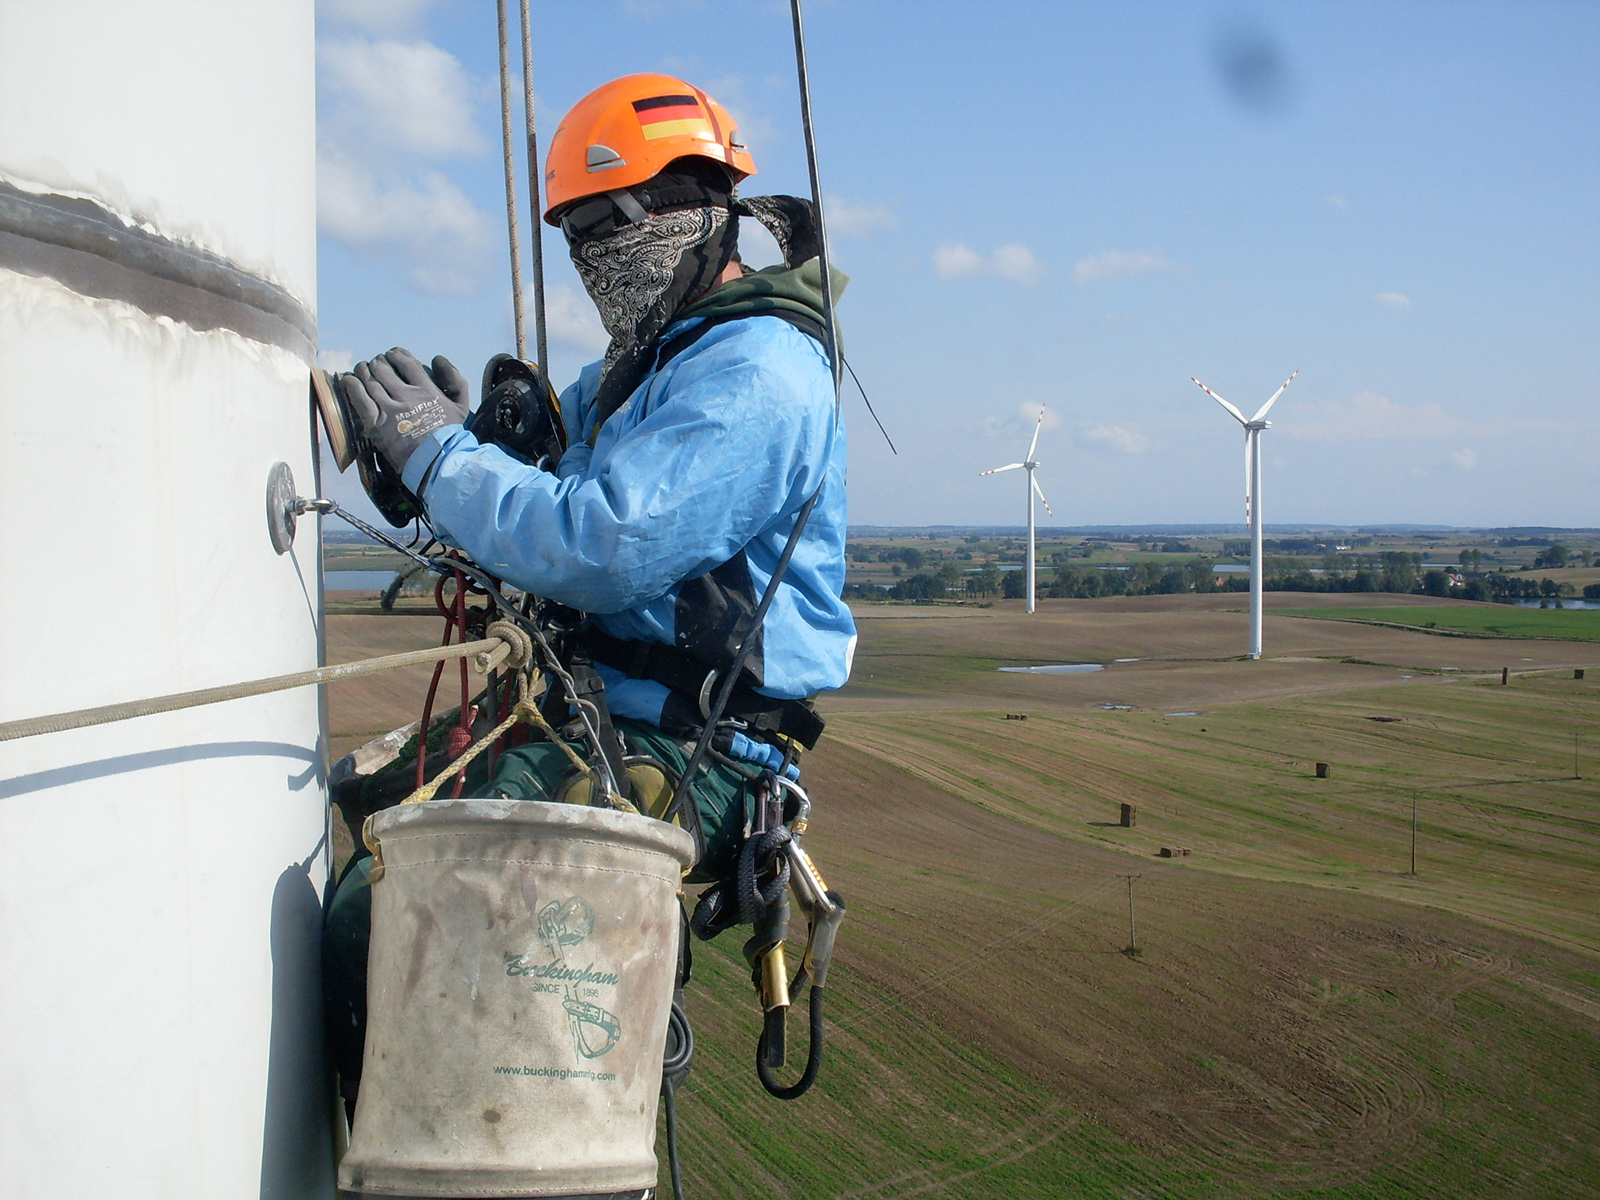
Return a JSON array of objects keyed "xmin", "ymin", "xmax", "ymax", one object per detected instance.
[
  {"xmin": 1575, "ymin": 734, "xmax": 1581, "ymax": 781},
  {"xmin": 1409, "ymin": 791, "xmax": 1417, "ymax": 877},
  {"xmin": 1118, "ymin": 873, "xmax": 1142, "ymax": 956}
]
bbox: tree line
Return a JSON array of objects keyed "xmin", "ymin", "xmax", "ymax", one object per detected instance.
[{"xmin": 846, "ymin": 549, "xmax": 1595, "ymax": 605}]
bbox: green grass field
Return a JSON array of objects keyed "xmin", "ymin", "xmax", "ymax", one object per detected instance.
[
  {"xmin": 1287, "ymin": 604, "xmax": 1600, "ymax": 641},
  {"xmin": 673, "ymin": 602, "xmax": 1600, "ymax": 1197}
]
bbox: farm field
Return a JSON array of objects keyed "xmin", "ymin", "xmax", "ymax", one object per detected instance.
[
  {"xmin": 1285, "ymin": 603, "xmax": 1600, "ymax": 641},
  {"xmin": 323, "ymin": 590, "xmax": 1600, "ymax": 1198}
]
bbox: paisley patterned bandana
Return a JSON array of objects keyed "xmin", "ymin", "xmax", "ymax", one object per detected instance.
[
  {"xmin": 568, "ymin": 192, "xmax": 821, "ymax": 429},
  {"xmin": 570, "ymin": 205, "xmax": 738, "ymax": 427}
]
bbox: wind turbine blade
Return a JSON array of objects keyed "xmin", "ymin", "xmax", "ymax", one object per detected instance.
[
  {"xmin": 1031, "ymin": 475, "xmax": 1054, "ymax": 517},
  {"xmin": 1251, "ymin": 368, "xmax": 1300, "ymax": 422},
  {"xmin": 1192, "ymin": 376, "xmax": 1248, "ymax": 425},
  {"xmin": 980, "ymin": 463, "xmax": 1025, "ymax": 476},
  {"xmin": 1026, "ymin": 407, "xmax": 1045, "ymax": 461}
]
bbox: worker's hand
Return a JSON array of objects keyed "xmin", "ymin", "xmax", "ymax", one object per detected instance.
[{"xmin": 339, "ymin": 348, "xmax": 471, "ymax": 475}]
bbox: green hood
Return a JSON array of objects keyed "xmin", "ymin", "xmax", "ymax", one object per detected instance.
[{"xmin": 677, "ymin": 258, "xmax": 847, "ymax": 350}]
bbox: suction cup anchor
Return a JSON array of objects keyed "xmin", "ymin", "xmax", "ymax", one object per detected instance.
[{"xmin": 266, "ymin": 461, "xmax": 335, "ymax": 555}]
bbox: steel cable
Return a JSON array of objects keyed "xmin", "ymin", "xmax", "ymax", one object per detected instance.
[
  {"xmin": 518, "ymin": 0, "xmax": 548, "ymax": 370},
  {"xmin": 495, "ymin": 0, "xmax": 527, "ymax": 358}
]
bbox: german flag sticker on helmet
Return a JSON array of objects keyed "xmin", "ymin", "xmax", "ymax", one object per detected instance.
[
  {"xmin": 632, "ymin": 94, "xmax": 713, "ymax": 142},
  {"xmin": 543, "ymin": 74, "xmax": 756, "ymax": 222}
]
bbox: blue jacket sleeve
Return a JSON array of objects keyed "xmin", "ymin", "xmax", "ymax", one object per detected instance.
[{"xmin": 401, "ymin": 319, "xmax": 836, "ymax": 615}]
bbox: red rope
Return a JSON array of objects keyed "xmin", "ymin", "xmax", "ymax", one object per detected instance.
[
  {"xmin": 415, "ymin": 570, "xmax": 458, "ymax": 790},
  {"xmin": 448, "ymin": 566, "xmax": 474, "ymax": 798}
]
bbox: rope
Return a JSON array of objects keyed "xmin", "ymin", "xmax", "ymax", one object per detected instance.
[
  {"xmin": 403, "ymin": 693, "xmax": 538, "ymax": 805},
  {"xmin": 519, "ymin": 694, "xmax": 594, "ymax": 781},
  {"xmin": 0, "ymin": 637, "xmax": 515, "ymax": 744},
  {"xmin": 662, "ymin": 0, "xmax": 839, "ymax": 844},
  {"xmin": 484, "ymin": 619, "xmax": 533, "ymax": 669},
  {"xmin": 518, "ymin": 0, "xmax": 548, "ymax": 371},
  {"xmin": 395, "ymin": 670, "xmax": 637, "ymax": 814},
  {"xmin": 495, "ymin": 0, "xmax": 527, "ymax": 359}
]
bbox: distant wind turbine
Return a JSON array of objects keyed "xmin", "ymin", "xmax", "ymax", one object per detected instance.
[
  {"xmin": 1191, "ymin": 370, "xmax": 1299, "ymax": 659},
  {"xmin": 981, "ymin": 407, "xmax": 1054, "ymax": 614}
]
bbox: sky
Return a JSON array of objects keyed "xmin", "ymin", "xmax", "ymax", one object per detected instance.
[{"xmin": 313, "ymin": 0, "xmax": 1600, "ymax": 531}]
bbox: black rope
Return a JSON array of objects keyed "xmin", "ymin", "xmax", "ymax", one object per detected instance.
[
  {"xmin": 663, "ymin": 1080, "xmax": 687, "ymax": 1200},
  {"xmin": 843, "ymin": 354, "xmax": 896, "ymax": 455},
  {"xmin": 755, "ymin": 985, "xmax": 825, "ymax": 1100}
]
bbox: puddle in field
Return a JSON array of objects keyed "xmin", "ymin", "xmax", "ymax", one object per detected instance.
[
  {"xmin": 1114, "ymin": 657, "xmax": 1142, "ymax": 663},
  {"xmin": 1166, "ymin": 711, "xmax": 1200, "ymax": 717},
  {"xmin": 1099, "ymin": 703, "xmax": 1134, "ymax": 711},
  {"xmin": 998, "ymin": 663, "xmax": 1104, "ymax": 675}
]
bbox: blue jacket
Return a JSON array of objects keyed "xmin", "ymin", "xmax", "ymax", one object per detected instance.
[{"xmin": 402, "ymin": 314, "xmax": 855, "ymax": 727}]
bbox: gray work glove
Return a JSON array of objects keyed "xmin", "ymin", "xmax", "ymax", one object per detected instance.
[{"xmin": 339, "ymin": 348, "xmax": 471, "ymax": 476}]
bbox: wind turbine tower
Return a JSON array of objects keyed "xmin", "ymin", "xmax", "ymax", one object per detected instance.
[
  {"xmin": 1191, "ymin": 371, "xmax": 1299, "ymax": 659},
  {"xmin": 981, "ymin": 407, "xmax": 1054, "ymax": 614}
]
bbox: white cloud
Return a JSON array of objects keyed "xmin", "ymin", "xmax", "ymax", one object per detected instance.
[
  {"xmin": 318, "ymin": 349, "xmax": 355, "ymax": 373},
  {"xmin": 990, "ymin": 244, "xmax": 1043, "ymax": 283},
  {"xmin": 1288, "ymin": 391, "xmax": 1457, "ymax": 441},
  {"xmin": 318, "ymin": 0, "xmax": 438, "ymax": 34},
  {"xmin": 1374, "ymin": 291, "xmax": 1413, "ymax": 311},
  {"xmin": 318, "ymin": 154, "xmax": 491, "ymax": 294},
  {"xmin": 1325, "ymin": 195, "xmax": 1350, "ymax": 212},
  {"xmin": 319, "ymin": 37, "xmax": 487, "ymax": 157},
  {"xmin": 316, "ymin": 32, "xmax": 496, "ymax": 294},
  {"xmin": 934, "ymin": 243, "xmax": 983, "ymax": 278},
  {"xmin": 1078, "ymin": 424, "xmax": 1150, "ymax": 454},
  {"xmin": 826, "ymin": 195, "xmax": 896, "ymax": 237},
  {"xmin": 1451, "ymin": 448, "xmax": 1479, "ymax": 471},
  {"xmin": 1072, "ymin": 250, "xmax": 1175, "ymax": 287},
  {"xmin": 542, "ymin": 284, "xmax": 608, "ymax": 355},
  {"xmin": 934, "ymin": 242, "xmax": 1042, "ymax": 283}
]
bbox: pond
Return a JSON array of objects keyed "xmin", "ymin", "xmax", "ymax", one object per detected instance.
[
  {"xmin": 996, "ymin": 663, "xmax": 1104, "ymax": 674},
  {"xmin": 1511, "ymin": 599, "xmax": 1599, "ymax": 610},
  {"xmin": 325, "ymin": 569, "xmax": 404, "ymax": 590}
]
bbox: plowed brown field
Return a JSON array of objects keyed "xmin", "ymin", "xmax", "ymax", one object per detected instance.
[{"xmin": 326, "ymin": 592, "xmax": 1600, "ymax": 1198}]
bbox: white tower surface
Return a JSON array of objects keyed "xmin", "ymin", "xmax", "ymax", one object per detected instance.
[
  {"xmin": 1191, "ymin": 371, "xmax": 1299, "ymax": 660},
  {"xmin": 0, "ymin": 4, "xmax": 332, "ymax": 1197},
  {"xmin": 981, "ymin": 408, "xmax": 1054, "ymax": 614}
]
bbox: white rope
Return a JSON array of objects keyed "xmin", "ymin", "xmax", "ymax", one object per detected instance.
[{"xmin": 0, "ymin": 637, "xmax": 513, "ymax": 744}]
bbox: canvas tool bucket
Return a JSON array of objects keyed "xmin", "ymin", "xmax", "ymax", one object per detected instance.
[{"xmin": 339, "ymin": 800, "xmax": 695, "ymax": 1198}]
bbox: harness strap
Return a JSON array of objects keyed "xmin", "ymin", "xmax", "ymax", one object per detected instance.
[
  {"xmin": 583, "ymin": 628, "xmax": 825, "ymax": 749},
  {"xmin": 566, "ymin": 653, "xmax": 635, "ymax": 802},
  {"xmin": 652, "ymin": 308, "xmax": 825, "ymax": 375}
]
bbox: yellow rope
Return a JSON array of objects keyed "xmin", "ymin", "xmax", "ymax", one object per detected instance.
[
  {"xmin": 395, "ymin": 672, "xmax": 637, "ymax": 814},
  {"xmin": 520, "ymin": 694, "xmax": 597, "ymax": 781},
  {"xmin": 401, "ymin": 700, "xmax": 535, "ymax": 805}
]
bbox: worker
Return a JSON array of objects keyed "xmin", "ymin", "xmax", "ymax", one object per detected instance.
[{"xmin": 324, "ymin": 74, "xmax": 853, "ymax": 1116}]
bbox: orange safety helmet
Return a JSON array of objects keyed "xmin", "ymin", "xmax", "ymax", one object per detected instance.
[{"xmin": 543, "ymin": 73, "xmax": 757, "ymax": 224}]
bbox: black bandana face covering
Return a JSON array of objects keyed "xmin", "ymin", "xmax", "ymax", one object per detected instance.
[
  {"xmin": 570, "ymin": 205, "xmax": 738, "ymax": 427},
  {"xmin": 568, "ymin": 192, "xmax": 821, "ymax": 430}
]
